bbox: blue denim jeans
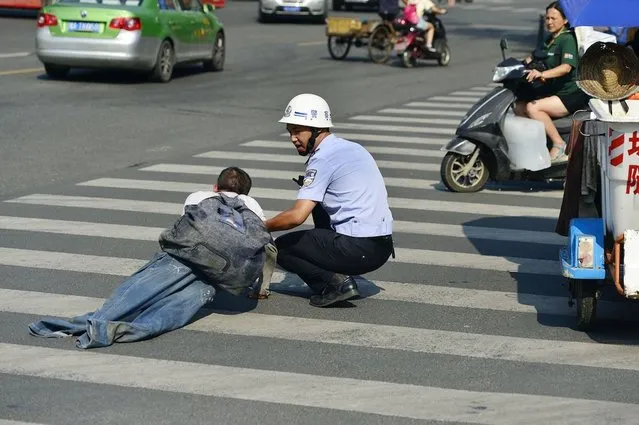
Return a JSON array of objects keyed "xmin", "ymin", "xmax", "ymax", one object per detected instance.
[{"xmin": 28, "ymin": 252, "xmax": 216, "ymax": 349}]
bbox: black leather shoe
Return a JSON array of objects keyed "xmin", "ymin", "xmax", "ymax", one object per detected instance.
[{"xmin": 309, "ymin": 276, "xmax": 359, "ymax": 307}]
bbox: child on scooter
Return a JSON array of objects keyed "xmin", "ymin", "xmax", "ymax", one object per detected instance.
[{"xmin": 402, "ymin": 0, "xmax": 447, "ymax": 52}]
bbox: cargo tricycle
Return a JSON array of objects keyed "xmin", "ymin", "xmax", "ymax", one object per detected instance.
[{"xmin": 325, "ymin": 16, "xmax": 397, "ymax": 63}]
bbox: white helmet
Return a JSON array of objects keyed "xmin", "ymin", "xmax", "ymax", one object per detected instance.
[{"xmin": 278, "ymin": 93, "xmax": 333, "ymax": 128}]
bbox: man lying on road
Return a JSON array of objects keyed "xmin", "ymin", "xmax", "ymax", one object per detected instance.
[{"xmin": 28, "ymin": 166, "xmax": 276, "ymax": 349}]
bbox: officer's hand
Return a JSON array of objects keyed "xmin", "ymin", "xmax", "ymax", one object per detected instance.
[{"xmin": 292, "ymin": 175, "xmax": 304, "ymax": 187}]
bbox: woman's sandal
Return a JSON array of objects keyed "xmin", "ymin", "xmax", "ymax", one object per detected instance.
[{"xmin": 550, "ymin": 143, "xmax": 569, "ymax": 163}]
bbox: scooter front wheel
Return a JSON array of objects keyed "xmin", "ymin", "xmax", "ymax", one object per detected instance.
[{"xmin": 440, "ymin": 151, "xmax": 489, "ymax": 193}]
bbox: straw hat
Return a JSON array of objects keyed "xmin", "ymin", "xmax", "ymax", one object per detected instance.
[{"xmin": 577, "ymin": 41, "xmax": 639, "ymax": 101}]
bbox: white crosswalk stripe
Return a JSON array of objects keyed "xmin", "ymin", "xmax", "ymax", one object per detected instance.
[
  {"xmin": 281, "ymin": 131, "xmax": 451, "ymax": 145},
  {"xmin": 4, "ymin": 343, "xmax": 639, "ymax": 424},
  {"xmin": 138, "ymin": 163, "xmax": 565, "ymax": 199},
  {"xmin": 405, "ymin": 101, "xmax": 474, "ymax": 109},
  {"xmin": 331, "ymin": 122, "xmax": 455, "ymax": 134},
  {"xmin": 0, "ymin": 243, "xmax": 559, "ymax": 275},
  {"xmin": 192, "ymin": 150, "xmax": 440, "ymax": 171},
  {"xmin": 426, "ymin": 96, "xmax": 482, "ymax": 102},
  {"xmin": 1, "ymin": 83, "xmax": 637, "ymax": 424},
  {"xmin": 65, "ymin": 180, "xmax": 560, "ymax": 217},
  {"xmin": 378, "ymin": 108, "xmax": 465, "ymax": 117},
  {"xmin": 241, "ymin": 140, "xmax": 444, "ymax": 157},
  {"xmin": 0, "ymin": 214, "xmax": 565, "ymax": 244},
  {"xmin": 2, "ymin": 290, "xmax": 639, "ymax": 368},
  {"xmin": 350, "ymin": 115, "xmax": 462, "ymax": 126}
]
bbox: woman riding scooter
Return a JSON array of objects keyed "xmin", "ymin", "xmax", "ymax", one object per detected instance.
[
  {"xmin": 402, "ymin": 0, "xmax": 447, "ymax": 52},
  {"xmin": 514, "ymin": 1, "xmax": 590, "ymax": 163}
]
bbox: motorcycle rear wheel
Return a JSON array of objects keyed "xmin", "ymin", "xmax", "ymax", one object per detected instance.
[
  {"xmin": 435, "ymin": 39, "xmax": 450, "ymax": 66},
  {"xmin": 440, "ymin": 151, "xmax": 489, "ymax": 193}
]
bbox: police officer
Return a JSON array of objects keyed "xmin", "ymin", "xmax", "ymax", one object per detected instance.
[{"xmin": 265, "ymin": 93, "xmax": 394, "ymax": 307}]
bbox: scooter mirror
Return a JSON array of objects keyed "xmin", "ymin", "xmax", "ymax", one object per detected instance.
[{"xmin": 499, "ymin": 38, "xmax": 508, "ymax": 60}]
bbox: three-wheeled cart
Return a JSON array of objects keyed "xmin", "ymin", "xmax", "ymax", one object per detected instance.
[
  {"xmin": 325, "ymin": 16, "xmax": 396, "ymax": 63},
  {"xmin": 560, "ymin": 99, "xmax": 639, "ymax": 330}
]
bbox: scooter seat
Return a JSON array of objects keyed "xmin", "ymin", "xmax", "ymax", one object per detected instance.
[{"xmin": 552, "ymin": 117, "xmax": 574, "ymax": 134}]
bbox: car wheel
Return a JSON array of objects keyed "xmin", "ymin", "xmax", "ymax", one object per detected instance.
[
  {"xmin": 150, "ymin": 39, "xmax": 175, "ymax": 83},
  {"xmin": 44, "ymin": 63, "xmax": 70, "ymax": 80},
  {"xmin": 258, "ymin": 2, "xmax": 271, "ymax": 22},
  {"xmin": 203, "ymin": 31, "xmax": 225, "ymax": 72},
  {"xmin": 314, "ymin": 0, "xmax": 328, "ymax": 23}
]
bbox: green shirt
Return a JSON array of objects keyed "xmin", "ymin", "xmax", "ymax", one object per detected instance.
[{"xmin": 543, "ymin": 30, "xmax": 580, "ymax": 95}]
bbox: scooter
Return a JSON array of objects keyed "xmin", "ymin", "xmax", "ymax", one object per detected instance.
[
  {"xmin": 394, "ymin": 13, "xmax": 450, "ymax": 67},
  {"xmin": 439, "ymin": 38, "xmax": 580, "ymax": 193}
]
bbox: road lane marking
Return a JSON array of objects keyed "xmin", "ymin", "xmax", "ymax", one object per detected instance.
[
  {"xmin": 0, "ymin": 214, "xmax": 565, "ymax": 245},
  {"xmin": 378, "ymin": 108, "xmax": 466, "ymax": 117},
  {"xmin": 470, "ymin": 86, "xmax": 495, "ymax": 92},
  {"xmin": 3, "ymin": 343, "xmax": 639, "ymax": 423},
  {"xmin": 193, "ymin": 150, "xmax": 440, "ymax": 171},
  {"xmin": 7, "ymin": 190, "xmax": 561, "ymax": 223},
  {"xmin": 3, "ymin": 288, "xmax": 639, "ymax": 356},
  {"xmin": 242, "ymin": 140, "xmax": 443, "ymax": 156},
  {"xmin": 450, "ymin": 90, "xmax": 490, "ymax": 97},
  {"xmin": 426, "ymin": 96, "xmax": 482, "ymax": 103},
  {"xmin": 279, "ymin": 131, "xmax": 451, "ymax": 145},
  {"xmin": 140, "ymin": 163, "xmax": 565, "ymax": 199},
  {"xmin": 74, "ymin": 178, "xmax": 563, "ymax": 216},
  {"xmin": 329, "ymin": 122, "xmax": 455, "ymax": 134},
  {"xmin": 350, "ymin": 115, "xmax": 461, "ymax": 126},
  {"xmin": 0, "ymin": 51, "xmax": 32, "ymax": 59},
  {"xmin": 404, "ymin": 101, "xmax": 473, "ymax": 109},
  {"xmin": 0, "ymin": 67, "xmax": 42, "ymax": 76},
  {"xmin": 296, "ymin": 40, "xmax": 325, "ymax": 46},
  {"xmin": 0, "ymin": 239, "xmax": 558, "ymax": 274}
]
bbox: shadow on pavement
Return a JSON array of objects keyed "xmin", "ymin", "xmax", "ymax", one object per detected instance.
[
  {"xmin": 463, "ymin": 212, "xmax": 639, "ymax": 344},
  {"xmin": 0, "ymin": 8, "xmax": 38, "ymax": 18},
  {"xmin": 34, "ymin": 64, "xmax": 211, "ymax": 84}
]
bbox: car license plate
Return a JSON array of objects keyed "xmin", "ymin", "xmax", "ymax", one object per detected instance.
[
  {"xmin": 283, "ymin": 6, "xmax": 301, "ymax": 11},
  {"xmin": 67, "ymin": 21, "xmax": 101, "ymax": 33}
]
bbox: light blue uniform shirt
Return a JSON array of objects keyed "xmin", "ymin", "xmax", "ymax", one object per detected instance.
[{"xmin": 297, "ymin": 134, "xmax": 393, "ymax": 237}]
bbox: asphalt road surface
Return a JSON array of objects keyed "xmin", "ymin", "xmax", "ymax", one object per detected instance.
[{"xmin": 2, "ymin": 1, "xmax": 639, "ymax": 424}]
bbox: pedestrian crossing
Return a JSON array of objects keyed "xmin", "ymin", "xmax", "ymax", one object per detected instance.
[{"xmin": 2, "ymin": 84, "xmax": 639, "ymax": 424}]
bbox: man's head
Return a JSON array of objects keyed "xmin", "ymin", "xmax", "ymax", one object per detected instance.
[
  {"xmin": 215, "ymin": 167, "xmax": 252, "ymax": 195},
  {"xmin": 279, "ymin": 93, "xmax": 333, "ymax": 156}
]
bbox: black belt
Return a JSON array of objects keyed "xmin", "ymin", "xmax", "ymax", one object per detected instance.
[
  {"xmin": 369, "ymin": 235, "xmax": 392, "ymax": 241},
  {"xmin": 369, "ymin": 235, "xmax": 395, "ymax": 259}
]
